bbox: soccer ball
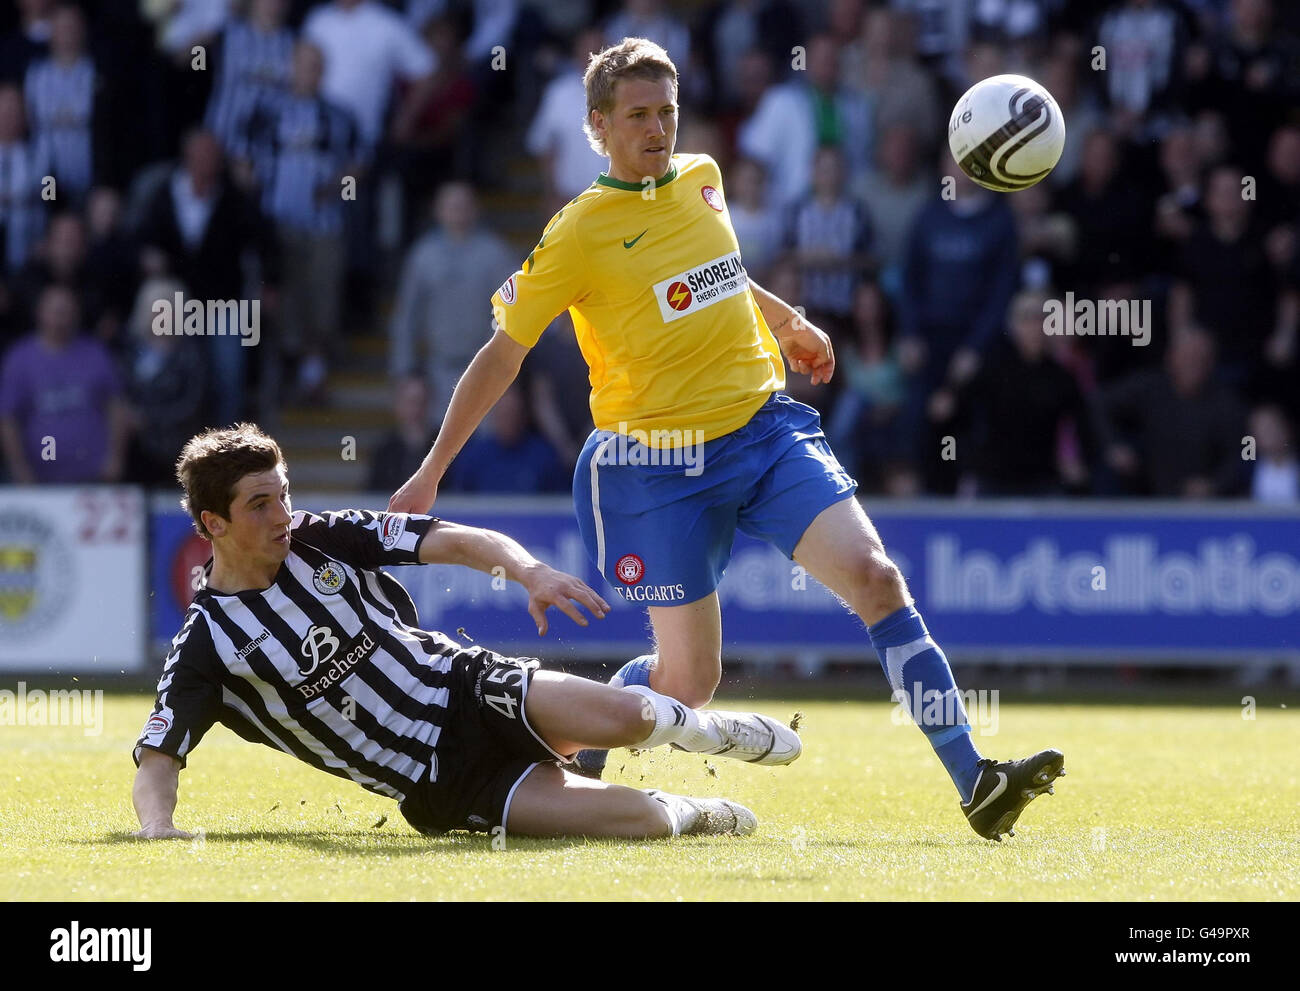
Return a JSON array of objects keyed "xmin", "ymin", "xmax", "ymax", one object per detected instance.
[{"xmin": 948, "ymin": 74, "xmax": 1066, "ymax": 192}]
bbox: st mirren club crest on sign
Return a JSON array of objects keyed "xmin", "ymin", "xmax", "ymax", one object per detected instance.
[
  {"xmin": 615, "ymin": 553, "xmax": 645, "ymax": 585},
  {"xmin": 0, "ymin": 510, "xmax": 73, "ymax": 639},
  {"xmin": 312, "ymin": 561, "xmax": 345, "ymax": 595}
]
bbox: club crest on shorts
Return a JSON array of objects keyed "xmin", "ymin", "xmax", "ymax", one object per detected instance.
[
  {"xmin": 313, "ymin": 561, "xmax": 345, "ymax": 594},
  {"xmin": 701, "ymin": 185, "xmax": 724, "ymax": 211},
  {"xmin": 615, "ymin": 553, "xmax": 645, "ymax": 585}
]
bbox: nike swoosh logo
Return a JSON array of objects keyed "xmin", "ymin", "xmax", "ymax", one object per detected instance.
[
  {"xmin": 968, "ymin": 771, "xmax": 1008, "ymax": 815},
  {"xmin": 623, "ymin": 230, "xmax": 648, "ymax": 249}
]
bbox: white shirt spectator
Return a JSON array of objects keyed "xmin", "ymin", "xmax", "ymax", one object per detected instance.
[
  {"xmin": 527, "ymin": 68, "xmax": 607, "ymax": 199},
  {"xmin": 304, "ymin": 1, "xmax": 436, "ymax": 145}
]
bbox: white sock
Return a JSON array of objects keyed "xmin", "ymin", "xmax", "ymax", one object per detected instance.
[{"xmin": 623, "ymin": 685, "xmax": 717, "ymax": 751}]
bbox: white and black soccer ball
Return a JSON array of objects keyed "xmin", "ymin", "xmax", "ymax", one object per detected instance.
[{"xmin": 948, "ymin": 74, "xmax": 1066, "ymax": 192}]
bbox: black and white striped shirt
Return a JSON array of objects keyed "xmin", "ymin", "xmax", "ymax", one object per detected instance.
[
  {"xmin": 134, "ymin": 509, "xmax": 461, "ymax": 803},
  {"xmin": 243, "ymin": 90, "xmax": 359, "ymax": 235},
  {"xmin": 205, "ymin": 18, "xmax": 295, "ymax": 161},
  {"xmin": 23, "ymin": 55, "xmax": 95, "ymax": 199}
]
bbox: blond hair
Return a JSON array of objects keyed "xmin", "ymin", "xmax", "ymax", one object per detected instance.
[{"xmin": 583, "ymin": 37, "xmax": 678, "ymax": 156}]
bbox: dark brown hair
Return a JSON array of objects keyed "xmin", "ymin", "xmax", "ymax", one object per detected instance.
[{"xmin": 176, "ymin": 423, "xmax": 285, "ymax": 538}]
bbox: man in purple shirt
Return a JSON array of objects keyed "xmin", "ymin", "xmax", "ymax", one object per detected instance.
[{"xmin": 0, "ymin": 283, "xmax": 129, "ymax": 483}]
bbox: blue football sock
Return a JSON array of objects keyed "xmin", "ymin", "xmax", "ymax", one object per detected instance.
[
  {"xmin": 575, "ymin": 655, "xmax": 658, "ymax": 773},
  {"xmin": 611, "ymin": 654, "xmax": 656, "ymax": 689},
  {"xmin": 867, "ymin": 605, "xmax": 982, "ymax": 803}
]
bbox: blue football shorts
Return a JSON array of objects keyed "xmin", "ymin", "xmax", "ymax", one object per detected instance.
[{"xmin": 573, "ymin": 392, "xmax": 858, "ymax": 605}]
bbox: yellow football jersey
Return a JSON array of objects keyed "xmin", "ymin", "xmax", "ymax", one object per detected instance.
[{"xmin": 491, "ymin": 152, "xmax": 785, "ymax": 447}]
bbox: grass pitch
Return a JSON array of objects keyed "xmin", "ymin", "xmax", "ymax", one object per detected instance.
[{"xmin": 3, "ymin": 692, "xmax": 1297, "ymax": 901}]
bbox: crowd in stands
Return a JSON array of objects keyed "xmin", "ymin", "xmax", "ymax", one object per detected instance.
[{"xmin": 0, "ymin": 0, "xmax": 1297, "ymax": 503}]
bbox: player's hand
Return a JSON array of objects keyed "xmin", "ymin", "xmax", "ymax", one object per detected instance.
[
  {"xmin": 132, "ymin": 822, "xmax": 193, "ymax": 840},
  {"xmin": 777, "ymin": 316, "xmax": 835, "ymax": 385},
  {"xmin": 388, "ymin": 470, "xmax": 439, "ymax": 515},
  {"xmin": 521, "ymin": 564, "xmax": 610, "ymax": 636}
]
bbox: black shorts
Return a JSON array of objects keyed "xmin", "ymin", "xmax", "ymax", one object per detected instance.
[{"xmin": 398, "ymin": 648, "xmax": 569, "ymax": 835}]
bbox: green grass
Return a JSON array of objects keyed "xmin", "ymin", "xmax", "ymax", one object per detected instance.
[{"xmin": 3, "ymin": 694, "xmax": 1298, "ymax": 900}]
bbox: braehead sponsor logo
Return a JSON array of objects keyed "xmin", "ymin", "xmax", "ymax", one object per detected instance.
[
  {"xmin": 296, "ymin": 626, "xmax": 381, "ymax": 701},
  {"xmin": 653, "ymin": 251, "xmax": 747, "ymax": 323}
]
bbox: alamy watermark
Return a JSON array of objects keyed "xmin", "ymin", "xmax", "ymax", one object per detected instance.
[
  {"xmin": 0, "ymin": 682, "xmax": 103, "ymax": 736},
  {"xmin": 890, "ymin": 685, "xmax": 1000, "ymax": 736},
  {"xmin": 151, "ymin": 292, "xmax": 261, "ymax": 347},
  {"xmin": 596, "ymin": 422, "xmax": 706, "ymax": 477},
  {"xmin": 1043, "ymin": 292, "xmax": 1151, "ymax": 348}
]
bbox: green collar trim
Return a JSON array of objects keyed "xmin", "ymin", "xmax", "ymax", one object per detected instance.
[{"xmin": 595, "ymin": 164, "xmax": 679, "ymax": 191}]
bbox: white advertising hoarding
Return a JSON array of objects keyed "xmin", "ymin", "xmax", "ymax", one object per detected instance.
[{"xmin": 0, "ymin": 487, "xmax": 147, "ymax": 672}]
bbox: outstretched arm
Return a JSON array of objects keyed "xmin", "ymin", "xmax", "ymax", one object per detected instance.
[
  {"xmin": 132, "ymin": 749, "xmax": 192, "ymax": 839},
  {"xmin": 418, "ymin": 520, "xmax": 610, "ymax": 635},
  {"xmin": 749, "ymin": 279, "xmax": 836, "ymax": 386}
]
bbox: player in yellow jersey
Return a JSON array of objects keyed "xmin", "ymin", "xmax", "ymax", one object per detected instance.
[{"xmin": 390, "ymin": 38, "xmax": 1064, "ymax": 840}]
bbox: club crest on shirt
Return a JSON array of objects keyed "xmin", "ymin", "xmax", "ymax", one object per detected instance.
[
  {"xmin": 701, "ymin": 185, "xmax": 724, "ymax": 212},
  {"xmin": 313, "ymin": 561, "xmax": 345, "ymax": 595},
  {"xmin": 615, "ymin": 553, "xmax": 645, "ymax": 585}
]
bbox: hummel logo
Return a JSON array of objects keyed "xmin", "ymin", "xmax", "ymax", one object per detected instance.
[
  {"xmin": 968, "ymin": 771, "xmax": 1008, "ymax": 815},
  {"xmin": 672, "ymin": 705, "xmax": 686, "ymax": 726},
  {"xmin": 623, "ymin": 229, "xmax": 648, "ymax": 249}
]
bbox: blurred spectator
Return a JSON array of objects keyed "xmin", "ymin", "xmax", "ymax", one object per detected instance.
[
  {"xmin": 0, "ymin": 83, "xmax": 49, "ymax": 277},
  {"xmin": 204, "ymin": 0, "xmax": 295, "ymax": 163},
  {"xmin": 138, "ymin": 128, "xmax": 275, "ymax": 426},
  {"xmin": 1178, "ymin": 164, "xmax": 1276, "ymax": 386},
  {"xmin": 1009, "ymin": 181, "xmax": 1076, "ymax": 291},
  {"xmin": 825, "ymin": 281, "xmax": 911, "ymax": 493},
  {"xmin": 852, "ymin": 122, "xmax": 930, "ymax": 292},
  {"xmin": 738, "ymin": 34, "xmax": 873, "ymax": 208},
  {"xmin": 391, "ymin": 13, "xmax": 477, "ymax": 220},
  {"xmin": 0, "ymin": 283, "xmax": 127, "ymax": 483},
  {"xmin": 527, "ymin": 27, "xmax": 607, "ymax": 214},
  {"xmin": 304, "ymin": 0, "xmax": 436, "ymax": 149},
  {"xmin": 695, "ymin": 1, "xmax": 806, "ymax": 113},
  {"xmin": 1055, "ymin": 129, "xmax": 1152, "ymax": 293},
  {"xmin": 1184, "ymin": 0, "xmax": 1299, "ymax": 172},
  {"xmin": 121, "ymin": 277, "xmax": 207, "ymax": 486},
  {"xmin": 83, "ymin": 187, "xmax": 139, "ymax": 346},
  {"xmin": 898, "ymin": 164, "xmax": 1019, "ymax": 491},
  {"xmin": 1095, "ymin": 0, "xmax": 1188, "ymax": 136},
  {"xmin": 942, "ymin": 288, "xmax": 1096, "ymax": 496},
  {"xmin": 605, "ymin": 0, "xmax": 690, "ymax": 66},
  {"xmin": 1247, "ymin": 403, "xmax": 1299, "ymax": 502},
  {"xmin": 785, "ymin": 145, "xmax": 873, "ymax": 341},
  {"xmin": 11, "ymin": 211, "xmax": 90, "ymax": 335},
  {"xmin": 891, "ymin": 0, "xmax": 972, "ymax": 81},
  {"xmin": 1150, "ymin": 124, "xmax": 1204, "ymax": 266},
  {"xmin": 844, "ymin": 8, "xmax": 942, "ymax": 152},
  {"xmin": 23, "ymin": 4, "xmax": 101, "ymax": 204},
  {"xmin": 1261, "ymin": 124, "xmax": 1300, "ymax": 220},
  {"xmin": 367, "ymin": 374, "xmax": 436, "ymax": 493},
  {"xmin": 1040, "ymin": 46, "xmax": 1106, "ymax": 189},
  {"xmin": 1101, "ymin": 325, "xmax": 1247, "ymax": 497},
  {"xmin": 0, "ymin": 0, "xmax": 55, "ymax": 85},
  {"xmin": 243, "ymin": 41, "xmax": 362, "ymax": 403},
  {"xmin": 444, "ymin": 383, "xmax": 566, "ymax": 493},
  {"xmin": 728, "ymin": 157, "xmax": 784, "ymax": 282},
  {"xmin": 388, "ymin": 182, "xmax": 515, "ymax": 423}
]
